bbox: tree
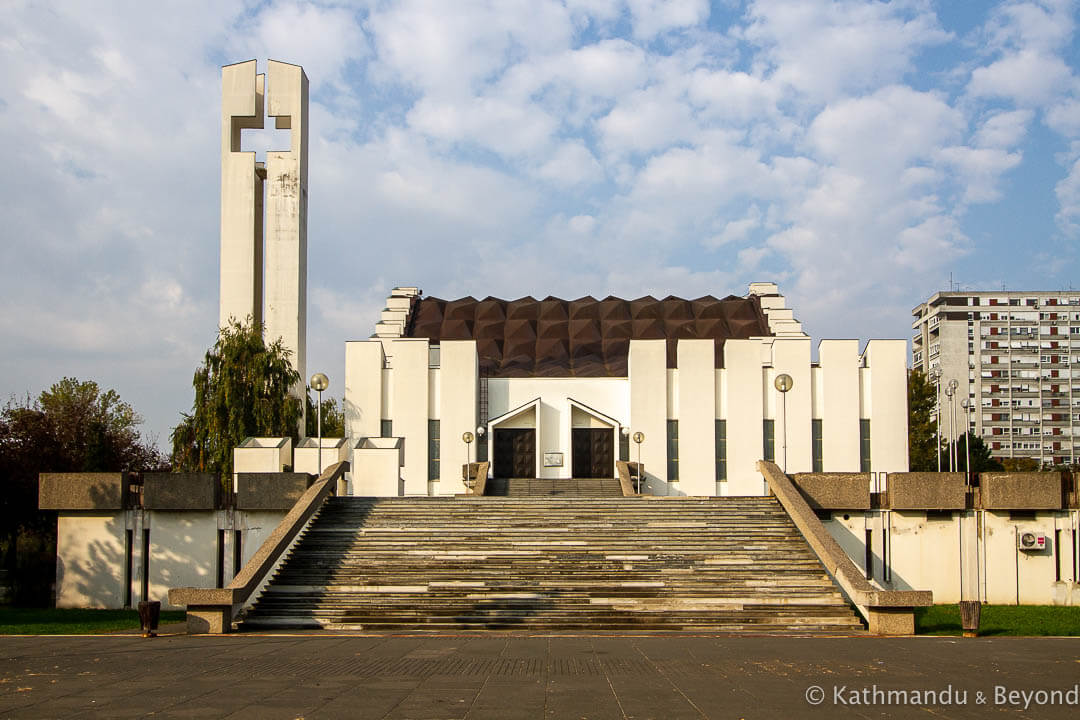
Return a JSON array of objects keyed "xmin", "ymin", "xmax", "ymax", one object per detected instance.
[
  {"xmin": 0, "ymin": 378, "xmax": 165, "ymax": 603},
  {"xmin": 305, "ymin": 395, "xmax": 344, "ymax": 438},
  {"xmin": 945, "ymin": 432, "xmax": 1004, "ymax": 476},
  {"xmin": 907, "ymin": 369, "xmax": 939, "ymax": 471},
  {"xmin": 171, "ymin": 319, "xmax": 302, "ymax": 483},
  {"xmin": 1001, "ymin": 457, "xmax": 1041, "ymax": 472}
]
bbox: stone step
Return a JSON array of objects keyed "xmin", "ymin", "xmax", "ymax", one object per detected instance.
[{"xmin": 241, "ymin": 495, "xmax": 863, "ymax": 634}]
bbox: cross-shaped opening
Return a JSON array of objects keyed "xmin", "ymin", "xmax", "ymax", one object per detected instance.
[{"xmin": 240, "ymin": 124, "xmax": 292, "ymax": 162}]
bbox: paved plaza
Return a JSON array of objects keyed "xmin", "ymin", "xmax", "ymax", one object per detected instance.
[{"xmin": 0, "ymin": 631, "xmax": 1077, "ymax": 719}]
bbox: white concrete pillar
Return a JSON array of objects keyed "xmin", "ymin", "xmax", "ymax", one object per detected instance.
[
  {"xmin": 390, "ymin": 339, "xmax": 429, "ymax": 495},
  {"xmin": 439, "ymin": 341, "xmax": 478, "ymax": 494},
  {"xmin": 219, "ymin": 60, "xmax": 264, "ymax": 330},
  {"xmin": 819, "ymin": 339, "xmax": 861, "ymax": 471},
  {"xmin": 629, "ymin": 340, "xmax": 668, "ymax": 493},
  {"xmin": 344, "ymin": 341, "xmax": 384, "ymax": 439},
  {"xmin": 676, "ymin": 339, "xmax": 716, "ymax": 496},
  {"xmin": 771, "ymin": 337, "xmax": 812, "ymax": 474},
  {"xmin": 723, "ymin": 339, "xmax": 765, "ymax": 495},
  {"xmin": 263, "ymin": 60, "xmax": 309, "ymax": 432},
  {"xmin": 864, "ymin": 340, "xmax": 909, "ymax": 473}
]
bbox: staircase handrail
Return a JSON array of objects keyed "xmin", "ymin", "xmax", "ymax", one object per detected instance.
[
  {"xmin": 169, "ymin": 460, "xmax": 349, "ymax": 633},
  {"xmin": 758, "ymin": 460, "xmax": 932, "ymax": 635}
]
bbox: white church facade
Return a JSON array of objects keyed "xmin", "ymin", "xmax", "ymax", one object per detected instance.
[{"xmin": 343, "ymin": 284, "xmax": 909, "ymax": 497}]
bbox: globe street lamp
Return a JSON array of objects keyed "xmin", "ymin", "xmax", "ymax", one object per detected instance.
[
  {"xmin": 945, "ymin": 379, "xmax": 959, "ymax": 472},
  {"xmin": 462, "ymin": 431, "xmax": 474, "ymax": 489},
  {"xmin": 929, "ymin": 367, "xmax": 942, "ymax": 472},
  {"xmin": 774, "ymin": 373, "xmax": 794, "ymax": 473},
  {"xmin": 309, "ymin": 372, "xmax": 329, "ymax": 475}
]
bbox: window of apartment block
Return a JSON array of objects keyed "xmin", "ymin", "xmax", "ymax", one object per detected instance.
[
  {"xmin": 715, "ymin": 420, "xmax": 727, "ymax": 483},
  {"xmin": 763, "ymin": 419, "xmax": 775, "ymax": 462},
  {"xmin": 380, "ymin": 419, "xmax": 392, "ymax": 437},
  {"xmin": 859, "ymin": 420, "xmax": 871, "ymax": 472},
  {"xmin": 619, "ymin": 431, "xmax": 629, "ymax": 462},
  {"xmin": 812, "ymin": 419, "xmax": 823, "ymax": 472},
  {"xmin": 666, "ymin": 420, "xmax": 679, "ymax": 481},
  {"xmin": 428, "ymin": 419, "xmax": 440, "ymax": 480},
  {"xmin": 428, "ymin": 345, "xmax": 440, "ymax": 368}
]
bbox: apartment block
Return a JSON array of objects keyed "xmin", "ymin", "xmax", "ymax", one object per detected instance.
[{"xmin": 912, "ymin": 291, "xmax": 1080, "ymax": 466}]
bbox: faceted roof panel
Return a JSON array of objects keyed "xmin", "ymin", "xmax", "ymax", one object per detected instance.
[{"xmin": 404, "ymin": 294, "xmax": 771, "ymax": 376}]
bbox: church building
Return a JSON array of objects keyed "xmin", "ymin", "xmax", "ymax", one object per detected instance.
[{"xmin": 344, "ymin": 284, "xmax": 909, "ymax": 497}]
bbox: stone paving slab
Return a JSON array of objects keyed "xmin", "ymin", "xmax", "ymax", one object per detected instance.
[{"xmin": 0, "ymin": 633, "xmax": 1077, "ymax": 718}]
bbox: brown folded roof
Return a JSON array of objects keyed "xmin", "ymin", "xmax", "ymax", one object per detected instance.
[{"xmin": 405, "ymin": 294, "xmax": 771, "ymax": 377}]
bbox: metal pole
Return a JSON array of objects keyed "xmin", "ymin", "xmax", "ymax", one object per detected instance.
[
  {"xmin": 316, "ymin": 387, "xmax": 323, "ymax": 474},
  {"xmin": 636, "ymin": 441, "xmax": 641, "ymax": 493},
  {"xmin": 782, "ymin": 390, "xmax": 788, "ymax": 473},
  {"xmin": 935, "ymin": 376, "xmax": 941, "ymax": 472},
  {"xmin": 949, "ymin": 394, "xmax": 956, "ymax": 472},
  {"xmin": 964, "ymin": 402, "xmax": 971, "ymax": 484}
]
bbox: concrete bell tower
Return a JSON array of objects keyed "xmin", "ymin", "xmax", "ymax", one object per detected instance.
[{"xmin": 219, "ymin": 59, "xmax": 309, "ymax": 432}]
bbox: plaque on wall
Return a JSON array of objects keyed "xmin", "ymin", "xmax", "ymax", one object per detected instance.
[{"xmin": 543, "ymin": 452, "xmax": 563, "ymax": 467}]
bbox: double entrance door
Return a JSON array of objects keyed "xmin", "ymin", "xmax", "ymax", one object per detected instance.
[
  {"xmin": 493, "ymin": 428, "xmax": 535, "ymax": 478},
  {"xmin": 571, "ymin": 428, "xmax": 613, "ymax": 478},
  {"xmin": 492, "ymin": 427, "xmax": 614, "ymax": 478}
]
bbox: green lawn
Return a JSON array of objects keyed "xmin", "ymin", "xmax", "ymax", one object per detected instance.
[
  {"xmin": 0, "ymin": 608, "xmax": 186, "ymax": 635},
  {"xmin": 916, "ymin": 604, "xmax": 1080, "ymax": 637}
]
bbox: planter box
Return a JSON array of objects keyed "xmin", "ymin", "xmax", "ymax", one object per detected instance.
[
  {"xmin": 143, "ymin": 473, "xmax": 220, "ymax": 510},
  {"xmin": 979, "ymin": 472, "xmax": 1061, "ymax": 510},
  {"xmin": 791, "ymin": 473, "xmax": 871, "ymax": 510},
  {"xmin": 39, "ymin": 473, "xmax": 125, "ymax": 510},
  {"xmin": 887, "ymin": 472, "xmax": 966, "ymax": 510},
  {"xmin": 237, "ymin": 473, "xmax": 313, "ymax": 510}
]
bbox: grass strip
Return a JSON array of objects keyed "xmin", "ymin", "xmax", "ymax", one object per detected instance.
[
  {"xmin": 0, "ymin": 608, "xmax": 186, "ymax": 635},
  {"xmin": 916, "ymin": 604, "xmax": 1080, "ymax": 636}
]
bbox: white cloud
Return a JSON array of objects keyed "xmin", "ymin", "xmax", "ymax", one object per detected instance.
[
  {"xmin": 808, "ymin": 86, "xmax": 965, "ymax": 173},
  {"xmin": 974, "ymin": 109, "xmax": 1033, "ymax": 148},
  {"xmin": 1056, "ymin": 155, "xmax": 1080, "ymax": 236},
  {"xmin": 536, "ymin": 140, "xmax": 604, "ymax": 186},
  {"xmin": 968, "ymin": 49, "xmax": 1074, "ymax": 106},
  {"xmin": 742, "ymin": 0, "xmax": 951, "ymax": 104},
  {"xmin": 707, "ymin": 206, "xmax": 763, "ymax": 248},
  {"xmin": 626, "ymin": 0, "xmax": 710, "ymax": 39}
]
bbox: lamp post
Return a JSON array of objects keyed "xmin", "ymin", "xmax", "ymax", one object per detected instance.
[
  {"xmin": 632, "ymin": 431, "xmax": 644, "ymax": 493},
  {"xmin": 961, "ymin": 398, "xmax": 973, "ymax": 484},
  {"xmin": 929, "ymin": 367, "xmax": 942, "ymax": 472},
  {"xmin": 945, "ymin": 379, "xmax": 958, "ymax": 472},
  {"xmin": 774, "ymin": 373, "xmax": 793, "ymax": 473},
  {"xmin": 462, "ymin": 431, "xmax": 474, "ymax": 485},
  {"xmin": 309, "ymin": 372, "xmax": 329, "ymax": 475}
]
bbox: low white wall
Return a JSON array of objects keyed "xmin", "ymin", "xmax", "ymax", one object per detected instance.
[
  {"xmin": 55, "ymin": 514, "xmax": 127, "ymax": 609},
  {"xmin": 824, "ymin": 510, "xmax": 1080, "ymax": 605},
  {"xmin": 351, "ymin": 445, "xmax": 402, "ymax": 496},
  {"xmin": 147, "ymin": 511, "xmax": 217, "ymax": 609}
]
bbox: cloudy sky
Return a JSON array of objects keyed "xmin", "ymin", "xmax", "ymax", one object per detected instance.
[{"xmin": 2, "ymin": 0, "xmax": 1079, "ymax": 447}]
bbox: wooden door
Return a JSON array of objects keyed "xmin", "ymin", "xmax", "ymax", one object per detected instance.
[
  {"xmin": 572, "ymin": 428, "xmax": 614, "ymax": 478},
  {"xmin": 493, "ymin": 428, "xmax": 535, "ymax": 478}
]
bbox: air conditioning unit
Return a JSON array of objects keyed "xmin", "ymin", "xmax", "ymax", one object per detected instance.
[{"xmin": 1018, "ymin": 531, "xmax": 1048, "ymax": 551}]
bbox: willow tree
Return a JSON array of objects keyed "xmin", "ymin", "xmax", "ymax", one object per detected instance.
[{"xmin": 171, "ymin": 319, "xmax": 302, "ymax": 483}]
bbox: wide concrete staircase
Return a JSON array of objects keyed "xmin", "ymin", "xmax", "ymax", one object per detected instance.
[{"xmin": 240, "ymin": 496, "xmax": 864, "ymax": 633}]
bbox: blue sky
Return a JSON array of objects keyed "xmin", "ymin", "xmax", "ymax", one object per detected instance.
[{"xmin": 2, "ymin": 0, "xmax": 1079, "ymax": 447}]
